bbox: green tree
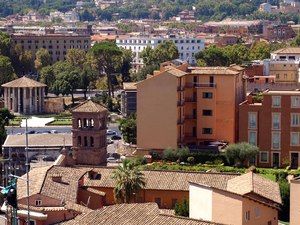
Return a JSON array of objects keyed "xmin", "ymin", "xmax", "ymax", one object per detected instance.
[
  {"xmin": 224, "ymin": 44, "xmax": 250, "ymax": 65},
  {"xmin": 249, "ymin": 41, "xmax": 271, "ymax": 60},
  {"xmin": 152, "ymin": 40, "xmax": 179, "ymax": 65},
  {"xmin": 140, "ymin": 46, "xmax": 155, "ymax": 66},
  {"xmin": 0, "ymin": 108, "xmax": 14, "ymax": 150},
  {"xmin": 225, "ymin": 142, "xmax": 258, "ymax": 167},
  {"xmin": 174, "ymin": 198, "xmax": 189, "ymax": 217},
  {"xmin": 0, "ymin": 32, "xmax": 12, "ymax": 57},
  {"xmin": 12, "ymin": 44, "xmax": 33, "ymax": 74},
  {"xmin": 34, "ymin": 48, "xmax": 51, "ymax": 72},
  {"xmin": 195, "ymin": 45, "xmax": 229, "ymax": 66},
  {"xmin": 278, "ymin": 180, "xmax": 290, "ymax": 222},
  {"xmin": 112, "ymin": 160, "xmax": 145, "ymax": 203},
  {"xmin": 80, "ymin": 65, "xmax": 97, "ymax": 100},
  {"xmin": 0, "ymin": 55, "xmax": 15, "ymax": 95},
  {"xmin": 120, "ymin": 48, "xmax": 133, "ymax": 83},
  {"xmin": 40, "ymin": 66, "xmax": 55, "ymax": 95},
  {"xmin": 89, "ymin": 41, "xmax": 123, "ymax": 97},
  {"xmin": 291, "ymin": 35, "xmax": 300, "ymax": 47},
  {"xmin": 65, "ymin": 49, "xmax": 86, "ymax": 68},
  {"xmin": 119, "ymin": 114, "xmax": 136, "ymax": 144}
]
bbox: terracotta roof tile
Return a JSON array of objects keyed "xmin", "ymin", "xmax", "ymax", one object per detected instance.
[
  {"xmin": 60, "ymin": 203, "xmax": 226, "ymax": 225},
  {"xmin": 189, "ymin": 67, "xmax": 239, "ymax": 75},
  {"xmin": 72, "ymin": 100, "xmax": 107, "ymax": 113},
  {"xmin": 2, "ymin": 76, "xmax": 46, "ymax": 88},
  {"xmin": 272, "ymin": 47, "xmax": 300, "ymax": 54}
]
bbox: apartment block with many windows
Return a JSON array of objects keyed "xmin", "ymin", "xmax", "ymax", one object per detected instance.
[
  {"xmin": 239, "ymin": 90, "xmax": 300, "ymax": 168},
  {"xmin": 12, "ymin": 33, "xmax": 91, "ymax": 63},
  {"xmin": 137, "ymin": 63, "xmax": 246, "ymax": 153}
]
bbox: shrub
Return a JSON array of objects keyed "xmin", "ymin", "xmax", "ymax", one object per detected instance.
[
  {"xmin": 187, "ymin": 157, "xmax": 195, "ymax": 164},
  {"xmin": 174, "ymin": 198, "xmax": 189, "ymax": 217},
  {"xmin": 163, "ymin": 148, "xmax": 178, "ymax": 162},
  {"xmin": 149, "ymin": 151, "xmax": 161, "ymax": 161},
  {"xmin": 225, "ymin": 142, "xmax": 258, "ymax": 167},
  {"xmin": 278, "ymin": 180, "xmax": 290, "ymax": 222},
  {"xmin": 177, "ymin": 147, "xmax": 190, "ymax": 162}
]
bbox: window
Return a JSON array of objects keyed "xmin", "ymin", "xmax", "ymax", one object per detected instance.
[
  {"xmin": 260, "ymin": 152, "xmax": 268, "ymax": 163},
  {"xmin": 245, "ymin": 210, "xmax": 250, "ymax": 221},
  {"xmin": 272, "ymin": 96, "xmax": 281, "ymax": 108},
  {"xmin": 272, "ymin": 113, "xmax": 281, "ymax": 129},
  {"xmin": 154, "ymin": 198, "xmax": 161, "ymax": 207},
  {"xmin": 35, "ymin": 200, "xmax": 42, "ymax": 206},
  {"xmin": 202, "ymin": 128, "xmax": 212, "ymax": 134},
  {"xmin": 248, "ymin": 112, "xmax": 257, "ymax": 129},
  {"xmin": 254, "ymin": 207, "xmax": 260, "ymax": 218},
  {"xmin": 202, "ymin": 92, "xmax": 213, "ymax": 99},
  {"xmin": 248, "ymin": 131, "xmax": 257, "ymax": 146},
  {"xmin": 202, "ymin": 110, "xmax": 213, "ymax": 116},
  {"xmin": 291, "ymin": 132, "xmax": 300, "ymax": 146},
  {"xmin": 291, "ymin": 96, "xmax": 300, "ymax": 108},
  {"xmin": 291, "ymin": 113, "xmax": 300, "ymax": 127},
  {"xmin": 272, "ymin": 132, "xmax": 280, "ymax": 149}
]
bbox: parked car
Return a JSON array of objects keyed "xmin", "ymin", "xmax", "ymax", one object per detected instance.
[
  {"xmin": 111, "ymin": 135, "xmax": 122, "ymax": 140},
  {"xmin": 107, "ymin": 138, "xmax": 113, "ymax": 144},
  {"xmin": 106, "ymin": 129, "xmax": 116, "ymax": 135},
  {"xmin": 107, "ymin": 157, "xmax": 117, "ymax": 163},
  {"xmin": 50, "ymin": 130, "xmax": 58, "ymax": 134},
  {"xmin": 28, "ymin": 130, "xmax": 36, "ymax": 134},
  {"xmin": 42, "ymin": 156, "xmax": 55, "ymax": 161}
]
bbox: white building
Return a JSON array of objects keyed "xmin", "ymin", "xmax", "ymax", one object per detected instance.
[
  {"xmin": 259, "ymin": 3, "xmax": 272, "ymax": 13},
  {"xmin": 49, "ymin": 10, "xmax": 79, "ymax": 23},
  {"xmin": 116, "ymin": 34, "xmax": 205, "ymax": 71},
  {"xmin": 270, "ymin": 47, "xmax": 300, "ymax": 61}
]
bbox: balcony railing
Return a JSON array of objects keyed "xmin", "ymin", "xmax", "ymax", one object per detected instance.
[
  {"xmin": 177, "ymin": 86, "xmax": 185, "ymax": 91},
  {"xmin": 185, "ymin": 115, "xmax": 197, "ymax": 119},
  {"xmin": 177, "ymin": 100, "xmax": 185, "ymax": 106},
  {"xmin": 177, "ymin": 118, "xmax": 185, "ymax": 124},
  {"xmin": 195, "ymin": 83, "xmax": 217, "ymax": 88},
  {"xmin": 185, "ymin": 97, "xmax": 197, "ymax": 102}
]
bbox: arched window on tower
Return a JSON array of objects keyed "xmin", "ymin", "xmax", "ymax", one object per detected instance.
[
  {"xmin": 78, "ymin": 136, "xmax": 81, "ymax": 146},
  {"xmin": 90, "ymin": 119, "xmax": 94, "ymax": 128},
  {"xmin": 84, "ymin": 136, "xmax": 88, "ymax": 147},
  {"xmin": 90, "ymin": 136, "xmax": 94, "ymax": 147},
  {"xmin": 78, "ymin": 119, "xmax": 81, "ymax": 128},
  {"xmin": 83, "ymin": 118, "xmax": 87, "ymax": 128}
]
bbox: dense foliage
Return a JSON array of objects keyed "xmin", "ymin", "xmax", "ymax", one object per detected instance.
[
  {"xmin": 174, "ymin": 198, "xmax": 189, "ymax": 217},
  {"xmin": 119, "ymin": 114, "xmax": 137, "ymax": 144}
]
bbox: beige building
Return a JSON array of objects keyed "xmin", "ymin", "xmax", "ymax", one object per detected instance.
[
  {"xmin": 290, "ymin": 176, "xmax": 300, "ymax": 225},
  {"xmin": 189, "ymin": 172, "xmax": 281, "ymax": 225},
  {"xmin": 12, "ymin": 33, "xmax": 91, "ymax": 63},
  {"xmin": 137, "ymin": 63, "xmax": 246, "ymax": 152},
  {"xmin": 2, "ymin": 76, "xmax": 46, "ymax": 114}
]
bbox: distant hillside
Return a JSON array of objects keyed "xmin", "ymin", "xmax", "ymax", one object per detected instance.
[{"xmin": 0, "ymin": 0, "xmax": 93, "ymax": 18}]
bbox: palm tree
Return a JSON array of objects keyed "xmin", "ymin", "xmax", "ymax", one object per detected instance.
[{"xmin": 112, "ymin": 160, "xmax": 145, "ymax": 203}]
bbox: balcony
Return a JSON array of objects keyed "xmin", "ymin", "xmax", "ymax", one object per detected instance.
[
  {"xmin": 177, "ymin": 118, "xmax": 185, "ymax": 124},
  {"xmin": 185, "ymin": 82, "xmax": 196, "ymax": 88},
  {"xmin": 177, "ymin": 100, "xmax": 185, "ymax": 106},
  {"xmin": 177, "ymin": 86, "xmax": 185, "ymax": 91},
  {"xmin": 185, "ymin": 97, "xmax": 197, "ymax": 102},
  {"xmin": 195, "ymin": 83, "xmax": 217, "ymax": 88},
  {"xmin": 185, "ymin": 115, "xmax": 197, "ymax": 120}
]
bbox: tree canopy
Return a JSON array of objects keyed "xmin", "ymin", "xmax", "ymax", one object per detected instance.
[{"xmin": 112, "ymin": 160, "xmax": 145, "ymax": 203}]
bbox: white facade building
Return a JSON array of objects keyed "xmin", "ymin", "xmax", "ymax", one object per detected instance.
[
  {"xmin": 259, "ymin": 3, "xmax": 272, "ymax": 13},
  {"xmin": 116, "ymin": 34, "xmax": 205, "ymax": 71}
]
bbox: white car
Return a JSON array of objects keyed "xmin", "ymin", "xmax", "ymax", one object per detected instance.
[
  {"xmin": 107, "ymin": 157, "xmax": 117, "ymax": 163},
  {"xmin": 106, "ymin": 129, "xmax": 116, "ymax": 135}
]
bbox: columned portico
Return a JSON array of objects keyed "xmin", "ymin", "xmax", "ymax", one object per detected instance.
[{"xmin": 2, "ymin": 76, "xmax": 47, "ymax": 115}]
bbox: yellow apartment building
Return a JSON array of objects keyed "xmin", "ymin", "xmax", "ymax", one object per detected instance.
[
  {"xmin": 137, "ymin": 63, "xmax": 246, "ymax": 153},
  {"xmin": 268, "ymin": 60, "xmax": 299, "ymax": 83}
]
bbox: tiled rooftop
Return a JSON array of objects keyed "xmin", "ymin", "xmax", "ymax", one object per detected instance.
[
  {"xmin": 72, "ymin": 100, "xmax": 107, "ymax": 113},
  {"xmin": 60, "ymin": 203, "xmax": 227, "ymax": 225},
  {"xmin": 272, "ymin": 47, "xmax": 300, "ymax": 54},
  {"xmin": 1, "ymin": 76, "xmax": 46, "ymax": 88}
]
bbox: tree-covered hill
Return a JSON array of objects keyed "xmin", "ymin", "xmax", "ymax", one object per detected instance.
[{"xmin": 0, "ymin": 0, "xmax": 94, "ymax": 17}]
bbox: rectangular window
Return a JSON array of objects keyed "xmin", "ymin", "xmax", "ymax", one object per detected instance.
[
  {"xmin": 248, "ymin": 131, "xmax": 257, "ymax": 146},
  {"xmin": 255, "ymin": 207, "xmax": 260, "ymax": 218},
  {"xmin": 291, "ymin": 96, "xmax": 300, "ymax": 108},
  {"xmin": 248, "ymin": 112, "xmax": 257, "ymax": 129},
  {"xmin": 272, "ymin": 132, "xmax": 281, "ymax": 149},
  {"xmin": 272, "ymin": 113, "xmax": 281, "ymax": 130},
  {"xmin": 260, "ymin": 152, "xmax": 268, "ymax": 163},
  {"xmin": 202, "ymin": 110, "xmax": 213, "ymax": 116},
  {"xmin": 272, "ymin": 96, "xmax": 281, "ymax": 108},
  {"xmin": 202, "ymin": 92, "xmax": 213, "ymax": 99},
  {"xmin": 35, "ymin": 200, "xmax": 42, "ymax": 206},
  {"xmin": 291, "ymin": 132, "xmax": 300, "ymax": 146},
  {"xmin": 202, "ymin": 128, "xmax": 213, "ymax": 134},
  {"xmin": 291, "ymin": 113, "xmax": 300, "ymax": 127},
  {"xmin": 245, "ymin": 210, "xmax": 250, "ymax": 221}
]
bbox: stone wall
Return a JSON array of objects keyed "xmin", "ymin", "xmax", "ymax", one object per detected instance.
[{"xmin": 44, "ymin": 97, "xmax": 65, "ymax": 114}]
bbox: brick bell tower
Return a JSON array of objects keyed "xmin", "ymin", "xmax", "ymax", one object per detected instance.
[{"xmin": 71, "ymin": 100, "xmax": 108, "ymax": 165}]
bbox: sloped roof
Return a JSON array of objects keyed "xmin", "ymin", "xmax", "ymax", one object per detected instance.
[
  {"xmin": 227, "ymin": 172, "xmax": 282, "ymax": 204},
  {"xmin": 72, "ymin": 100, "xmax": 107, "ymax": 113},
  {"xmin": 18, "ymin": 166, "xmax": 52, "ymax": 199},
  {"xmin": 60, "ymin": 203, "xmax": 227, "ymax": 225},
  {"xmin": 189, "ymin": 67, "xmax": 239, "ymax": 75},
  {"xmin": 83, "ymin": 167, "xmax": 238, "ymax": 191},
  {"xmin": 2, "ymin": 76, "xmax": 46, "ymax": 88},
  {"xmin": 272, "ymin": 47, "xmax": 300, "ymax": 54}
]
